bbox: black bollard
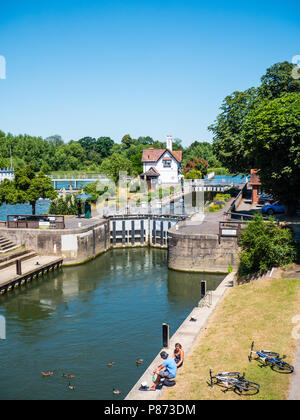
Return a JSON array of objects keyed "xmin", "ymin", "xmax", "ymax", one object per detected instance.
[
  {"xmin": 201, "ymin": 280, "xmax": 206, "ymax": 299},
  {"xmin": 16, "ymin": 259, "xmax": 22, "ymax": 276},
  {"xmin": 162, "ymin": 323, "xmax": 170, "ymax": 348}
]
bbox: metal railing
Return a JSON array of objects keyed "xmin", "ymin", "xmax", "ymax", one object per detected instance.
[{"xmin": 7, "ymin": 215, "xmax": 65, "ymax": 230}]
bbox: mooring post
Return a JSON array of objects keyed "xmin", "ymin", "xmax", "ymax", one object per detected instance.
[
  {"xmin": 16, "ymin": 259, "xmax": 22, "ymax": 276},
  {"xmin": 201, "ymin": 280, "xmax": 206, "ymax": 299},
  {"xmin": 162, "ymin": 323, "xmax": 170, "ymax": 348}
]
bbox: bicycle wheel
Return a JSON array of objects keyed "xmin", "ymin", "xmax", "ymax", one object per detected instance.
[
  {"xmin": 234, "ymin": 381, "xmax": 260, "ymax": 396},
  {"xmin": 271, "ymin": 360, "xmax": 294, "ymax": 374}
]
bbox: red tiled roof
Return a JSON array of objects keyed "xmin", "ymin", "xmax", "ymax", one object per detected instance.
[{"xmin": 142, "ymin": 149, "xmax": 182, "ymax": 163}]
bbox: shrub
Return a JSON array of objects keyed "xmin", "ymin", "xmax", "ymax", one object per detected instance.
[
  {"xmin": 238, "ymin": 214, "xmax": 297, "ymax": 277},
  {"xmin": 208, "ymin": 204, "xmax": 221, "ymax": 212},
  {"xmin": 49, "ymin": 194, "xmax": 78, "ymax": 215},
  {"xmin": 215, "ymin": 193, "xmax": 231, "ymax": 202}
]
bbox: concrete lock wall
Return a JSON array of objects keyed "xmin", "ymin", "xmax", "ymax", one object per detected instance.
[
  {"xmin": 0, "ymin": 220, "xmax": 110, "ymax": 265},
  {"xmin": 167, "ymin": 231, "xmax": 239, "ymax": 273},
  {"xmin": 0, "ymin": 218, "xmax": 240, "ymax": 271}
]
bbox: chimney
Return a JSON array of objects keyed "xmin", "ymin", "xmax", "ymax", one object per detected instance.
[{"xmin": 166, "ymin": 135, "xmax": 173, "ymax": 151}]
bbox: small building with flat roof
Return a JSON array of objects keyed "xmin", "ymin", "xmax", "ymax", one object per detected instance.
[{"xmin": 0, "ymin": 168, "xmax": 14, "ymax": 183}]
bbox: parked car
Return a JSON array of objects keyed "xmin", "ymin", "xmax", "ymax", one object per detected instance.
[
  {"xmin": 258, "ymin": 193, "xmax": 275, "ymax": 205},
  {"xmin": 261, "ymin": 202, "xmax": 285, "ymax": 215}
]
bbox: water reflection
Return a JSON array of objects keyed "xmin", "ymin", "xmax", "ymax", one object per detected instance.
[
  {"xmin": 0, "ymin": 248, "xmax": 224, "ymax": 400},
  {"xmin": 167, "ymin": 270, "xmax": 224, "ymax": 300}
]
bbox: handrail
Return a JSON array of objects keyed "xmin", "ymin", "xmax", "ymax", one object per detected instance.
[
  {"xmin": 6, "ymin": 214, "xmax": 65, "ymax": 230},
  {"xmin": 224, "ymin": 210, "xmax": 271, "ymax": 222}
]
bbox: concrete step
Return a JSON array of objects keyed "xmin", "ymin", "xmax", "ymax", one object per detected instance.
[
  {"xmin": 0, "ymin": 244, "xmax": 18, "ymax": 252},
  {"xmin": 0, "ymin": 235, "xmax": 18, "ymax": 253},
  {"xmin": 0, "ymin": 239, "xmax": 15, "ymax": 247},
  {"xmin": 0, "ymin": 249, "xmax": 31, "ymax": 264},
  {"xmin": 0, "ymin": 245, "xmax": 18, "ymax": 253},
  {"xmin": 0, "ymin": 251, "xmax": 38, "ymax": 271}
]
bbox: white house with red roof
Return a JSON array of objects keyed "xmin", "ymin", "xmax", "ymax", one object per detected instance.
[{"xmin": 140, "ymin": 136, "xmax": 182, "ymax": 188}]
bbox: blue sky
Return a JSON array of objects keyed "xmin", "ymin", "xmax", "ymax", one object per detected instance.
[{"xmin": 0, "ymin": 0, "xmax": 299, "ymax": 146}]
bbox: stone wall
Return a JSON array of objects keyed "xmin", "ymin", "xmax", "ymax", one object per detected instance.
[
  {"xmin": 168, "ymin": 230, "xmax": 239, "ymax": 273},
  {"xmin": 0, "ymin": 220, "xmax": 109, "ymax": 265}
]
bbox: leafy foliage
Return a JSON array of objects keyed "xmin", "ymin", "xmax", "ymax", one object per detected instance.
[
  {"xmin": 183, "ymin": 157, "xmax": 208, "ymax": 178},
  {"xmin": 0, "ymin": 166, "xmax": 57, "ymax": 214},
  {"xmin": 210, "ymin": 61, "xmax": 300, "ymax": 214},
  {"xmin": 238, "ymin": 214, "xmax": 297, "ymax": 277},
  {"xmin": 49, "ymin": 194, "xmax": 78, "ymax": 215}
]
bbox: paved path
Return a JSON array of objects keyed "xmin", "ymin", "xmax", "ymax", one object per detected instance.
[
  {"xmin": 177, "ymin": 198, "xmax": 234, "ymax": 235},
  {"xmin": 64, "ymin": 214, "xmax": 104, "ymax": 230},
  {"xmin": 0, "ymin": 255, "xmax": 62, "ymax": 288}
]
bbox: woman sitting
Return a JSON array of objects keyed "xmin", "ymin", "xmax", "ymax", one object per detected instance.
[{"xmin": 173, "ymin": 343, "xmax": 184, "ymax": 368}]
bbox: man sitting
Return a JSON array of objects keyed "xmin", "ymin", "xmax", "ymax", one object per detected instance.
[{"xmin": 148, "ymin": 351, "xmax": 177, "ymax": 391}]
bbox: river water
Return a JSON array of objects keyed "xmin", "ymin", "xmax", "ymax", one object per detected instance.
[
  {"xmin": 0, "ymin": 200, "xmax": 50, "ymax": 221},
  {"xmin": 0, "ymin": 248, "xmax": 224, "ymax": 400}
]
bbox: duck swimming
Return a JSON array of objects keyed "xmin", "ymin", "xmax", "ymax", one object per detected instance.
[
  {"xmin": 136, "ymin": 359, "xmax": 144, "ymax": 365},
  {"xmin": 68, "ymin": 383, "xmax": 75, "ymax": 391},
  {"xmin": 107, "ymin": 362, "xmax": 115, "ymax": 367},
  {"xmin": 63, "ymin": 374, "xmax": 75, "ymax": 379},
  {"xmin": 113, "ymin": 388, "xmax": 121, "ymax": 395},
  {"xmin": 41, "ymin": 372, "xmax": 53, "ymax": 377}
]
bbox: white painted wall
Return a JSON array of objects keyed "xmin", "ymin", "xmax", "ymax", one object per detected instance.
[
  {"xmin": 143, "ymin": 151, "xmax": 181, "ymax": 184},
  {"xmin": 0, "ymin": 170, "xmax": 14, "ymax": 183}
]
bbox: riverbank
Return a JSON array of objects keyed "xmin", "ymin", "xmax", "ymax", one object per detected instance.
[
  {"xmin": 125, "ymin": 272, "xmax": 234, "ymax": 400},
  {"xmin": 162, "ymin": 275, "xmax": 300, "ymax": 400}
]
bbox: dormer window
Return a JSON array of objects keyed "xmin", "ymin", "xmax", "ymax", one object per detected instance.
[{"xmin": 163, "ymin": 158, "xmax": 172, "ymax": 168}]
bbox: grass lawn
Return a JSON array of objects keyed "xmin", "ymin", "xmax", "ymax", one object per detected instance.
[{"xmin": 163, "ymin": 276, "xmax": 300, "ymax": 400}]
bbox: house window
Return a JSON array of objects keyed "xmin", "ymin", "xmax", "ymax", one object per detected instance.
[{"xmin": 163, "ymin": 160, "xmax": 171, "ymax": 168}]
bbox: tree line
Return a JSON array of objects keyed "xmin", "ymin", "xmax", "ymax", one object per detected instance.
[{"xmin": 0, "ymin": 131, "xmax": 220, "ymax": 181}]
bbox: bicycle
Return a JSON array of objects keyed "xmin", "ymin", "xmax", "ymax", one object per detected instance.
[
  {"xmin": 209, "ymin": 369, "xmax": 260, "ymax": 396},
  {"xmin": 249, "ymin": 341, "xmax": 294, "ymax": 374}
]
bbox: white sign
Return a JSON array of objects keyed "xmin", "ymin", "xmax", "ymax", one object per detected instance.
[
  {"xmin": 222, "ymin": 229, "xmax": 237, "ymax": 236},
  {"xmin": 39, "ymin": 222, "xmax": 50, "ymax": 230}
]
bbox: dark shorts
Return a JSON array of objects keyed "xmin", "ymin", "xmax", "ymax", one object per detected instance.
[{"xmin": 158, "ymin": 371, "xmax": 175, "ymax": 380}]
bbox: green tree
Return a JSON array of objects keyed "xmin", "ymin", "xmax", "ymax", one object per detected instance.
[
  {"xmin": 183, "ymin": 141, "xmax": 219, "ymax": 167},
  {"xmin": 99, "ymin": 153, "xmax": 132, "ymax": 182},
  {"xmin": 209, "ymin": 88, "xmax": 257, "ymax": 172},
  {"xmin": 242, "ymin": 93, "xmax": 300, "ymax": 216},
  {"xmin": 78, "ymin": 136, "xmax": 96, "ymax": 152},
  {"xmin": 0, "ymin": 166, "xmax": 57, "ymax": 214},
  {"xmin": 238, "ymin": 214, "xmax": 297, "ymax": 277},
  {"xmin": 94, "ymin": 136, "xmax": 114, "ymax": 158},
  {"xmin": 121, "ymin": 134, "xmax": 136, "ymax": 149},
  {"xmin": 259, "ymin": 62, "xmax": 300, "ymax": 100}
]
